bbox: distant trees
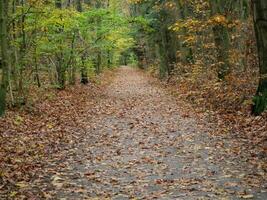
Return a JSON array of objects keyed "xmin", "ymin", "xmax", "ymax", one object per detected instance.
[
  {"xmin": 130, "ymin": 0, "xmax": 267, "ymax": 115},
  {"xmin": 1, "ymin": 0, "xmax": 266, "ymax": 116},
  {"xmin": 129, "ymin": 0, "xmax": 178, "ymax": 78},
  {"xmin": 0, "ymin": 0, "xmax": 134, "ymax": 116}
]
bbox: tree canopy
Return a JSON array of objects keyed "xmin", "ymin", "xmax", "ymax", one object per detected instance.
[{"xmin": 0, "ymin": 0, "xmax": 267, "ymax": 115}]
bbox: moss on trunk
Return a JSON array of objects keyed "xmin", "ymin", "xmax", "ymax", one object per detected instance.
[{"xmin": 253, "ymin": 79, "xmax": 267, "ymax": 115}]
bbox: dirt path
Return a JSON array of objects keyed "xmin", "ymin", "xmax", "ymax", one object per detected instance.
[{"xmin": 14, "ymin": 67, "xmax": 267, "ymax": 199}]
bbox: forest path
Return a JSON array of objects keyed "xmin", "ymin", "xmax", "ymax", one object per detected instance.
[{"xmin": 27, "ymin": 67, "xmax": 265, "ymax": 199}]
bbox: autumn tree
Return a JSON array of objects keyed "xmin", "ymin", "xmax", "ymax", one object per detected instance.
[
  {"xmin": 0, "ymin": 0, "xmax": 135, "ymax": 116},
  {"xmin": 129, "ymin": 0, "xmax": 179, "ymax": 78}
]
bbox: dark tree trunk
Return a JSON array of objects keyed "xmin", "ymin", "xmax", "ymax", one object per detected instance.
[
  {"xmin": 212, "ymin": 24, "xmax": 230, "ymax": 79},
  {"xmin": 210, "ymin": 0, "xmax": 231, "ymax": 80},
  {"xmin": 55, "ymin": 0, "xmax": 66, "ymax": 89},
  {"xmin": 176, "ymin": 0, "xmax": 194, "ymax": 64},
  {"xmin": 56, "ymin": 55, "xmax": 66, "ymax": 89},
  {"xmin": 76, "ymin": 0, "xmax": 82, "ymax": 12},
  {"xmin": 76, "ymin": 0, "xmax": 88, "ymax": 84},
  {"xmin": 96, "ymin": 52, "xmax": 101, "ymax": 74},
  {"xmin": 80, "ymin": 54, "xmax": 89, "ymax": 84},
  {"xmin": 55, "ymin": 0, "xmax": 62, "ymax": 8},
  {"xmin": 252, "ymin": 0, "xmax": 267, "ymax": 115},
  {"xmin": 0, "ymin": 0, "xmax": 9, "ymax": 116}
]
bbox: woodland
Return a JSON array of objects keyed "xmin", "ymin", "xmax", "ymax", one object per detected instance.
[{"xmin": 0, "ymin": 0, "xmax": 267, "ymax": 199}]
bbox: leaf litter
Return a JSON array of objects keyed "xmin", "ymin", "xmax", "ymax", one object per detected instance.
[{"xmin": 0, "ymin": 67, "xmax": 266, "ymax": 199}]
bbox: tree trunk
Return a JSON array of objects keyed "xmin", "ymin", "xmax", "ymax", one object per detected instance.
[
  {"xmin": 55, "ymin": 0, "xmax": 62, "ymax": 8},
  {"xmin": 68, "ymin": 32, "xmax": 76, "ymax": 85},
  {"xmin": 210, "ymin": 0, "xmax": 231, "ymax": 80},
  {"xmin": 157, "ymin": 9, "xmax": 177, "ymax": 78},
  {"xmin": 96, "ymin": 52, "xmax": 101, "ymax": 74},
  {"xmin": 158, "ymin": 30, "xmax": 169, "ymax": 78},
  {"xmin": 0, "ymin": 0, "xmax": 9, "ymax": 116},
  {"xmin": 76, "ymin": 0, "xmax": 89, "ymax": 84},
  {"xmin": 212, "ymin": 24, "xmax": 231, "ymax": 79},
  {"xmin": 76, "ymin": 0, "xmax": 82, "ymax": 12},
  {"xmin": 56, "ymin": 54, "xmax": 66, "ymax": 89},
  {"xmin": 252, "ymin": 0, "xmax": 267, "ymax": 115},
  {"xmin": 176, "ymin": 0, "xmax": 194, "ymax": 64},
  {"xmin": 17, "ymin": 0, "xmax": 27, "ymax": 104},
  {"xmin": 80, "ymin": 54, "xmax": 88, "ymax": 84},
  {"xmin": 55, "ymin": 0, "xmax": 66, "ymax": 89},
  {"xmin": 33, "ymin": 10, "xmax": 41, "ymax": 88},
  {"xmin": 10, "ymin": 0, "xmax": 19, "ymax": 105},
  {"xmin": 107, "ymin": 50, "xmax": 112, "ymax": 68}
]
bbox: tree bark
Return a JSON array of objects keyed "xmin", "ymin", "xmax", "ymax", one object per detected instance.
[
  {"xmin": 76, "ymin": 0, "xmax": 89, "ymax": 84},
  {"xmin": 96, "ymin": 52, "xmax": 101, "ymax": 74},
  {"xmin": 176, "ymin": 0, "xmax": 194, "ymax": 64},
  {"xmin": 252, "ymin": 0, "xmax": 267, "ymax": 115},
  {"xmin": 0, "ymin": 0, "xmax": 9, "ymax": 116},
  {"xmin": 210, "ymin": 0, "xmax": 231, "ymax": 80},
  {"xmin": 80, "ymin": 54, "xmax": 89, "ymax": 84},
  {"xmin": 76, "ymin": 0, "xmax": 82, "ymax": 12},
  {"xmin": 55, "ymin": 0, "xmax": 66, "ymax": 89},
  {"xmin": 55, "ymin": 0, "xmax": 62, "ymax": 8}
]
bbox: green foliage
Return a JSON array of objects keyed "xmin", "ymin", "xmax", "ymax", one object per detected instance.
[{"xmin": 0, "ymin": 0, "xmax": 137, "ymax": 113}]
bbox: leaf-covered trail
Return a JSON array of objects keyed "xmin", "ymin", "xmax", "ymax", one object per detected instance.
[{"xmin": 16, "ymin": 67, "xmax": 266, "ymax": 199}]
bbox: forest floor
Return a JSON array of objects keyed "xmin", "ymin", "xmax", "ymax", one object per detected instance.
[{"xmin": 0, "ymin": 66, "xmax": 267, "ymax": 199}]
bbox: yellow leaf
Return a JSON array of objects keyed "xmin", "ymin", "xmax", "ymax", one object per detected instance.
[{"xmin": 240, "ymin": 194, "xmax": 254, "ymax": 199}]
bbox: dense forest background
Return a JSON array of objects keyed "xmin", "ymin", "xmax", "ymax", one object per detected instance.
[
  {"xmin": 130, "ymin": 0, "xmax": 267, "ymax": 116},
  {"xmin": 1, "ymin": 0, "xmax": 267, "ymax": 117},
  {"xmin": 0, "ymin": 0, "xmax": 137, "ymax": 116}
]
